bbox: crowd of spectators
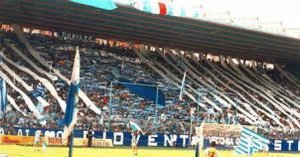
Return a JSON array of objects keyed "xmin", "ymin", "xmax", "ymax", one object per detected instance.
[{"xmin": 0, "ymin": 27, "xmax": 300, "ymax": 139}]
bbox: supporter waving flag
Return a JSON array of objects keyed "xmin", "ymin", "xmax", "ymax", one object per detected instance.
[
  {"xmin": 63, "ymin": 47, "xmax": 80, "ymax": 139},
  {"xmin": 129, "ymin": 121, "xmax": 144, "ymax": 134}
]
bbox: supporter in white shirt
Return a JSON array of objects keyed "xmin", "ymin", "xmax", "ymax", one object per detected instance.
[{"xmin": 34, "ymin": 131, "xmax": 42, "ymax": 151}]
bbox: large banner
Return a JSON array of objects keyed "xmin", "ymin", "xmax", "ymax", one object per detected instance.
[
  {"xmin": 0, "ymin": 127, "xmax": 299, "ymax": 151},
  {"xmin": 0, "ymin": 127, "xmax": 190, "ymax": 147}
]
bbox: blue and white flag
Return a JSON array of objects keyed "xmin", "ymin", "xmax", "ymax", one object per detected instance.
[
  {"xmin": 0, "ymin": 79, "xmax": 7, "ymax": 115},
  {"xmin": 63, "ymin": 47, "xmax": 80, "ymax": 138},
  {"xmin": 70, "ymin": 0, "xmax": 117, "ymax": 10},
  {"xmin": 32, "ymin": 83, "xmax": 45, "ymax": 98},
  {"xmin": 235, "ymin": 127, "xmax": 269, "ymax": 156},
  {"xmin": 179, "ymin": 71, "xmax": 186, "ymax": 101}
]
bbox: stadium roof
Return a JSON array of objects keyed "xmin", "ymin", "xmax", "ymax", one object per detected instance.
[{"xmin": 1, "ymin": 0, "xmax": 300, "ymax": 63}]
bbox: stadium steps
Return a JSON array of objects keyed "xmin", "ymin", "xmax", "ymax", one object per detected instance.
[
  {"xmin": 0, "ymin": 70, "xmax": 43, "ymax": 119},
  {"xmin": 0, "ymin": 53, "xmax": 67, "ymax": 112},
  {"xmin": 11, "ymin": 25, "xmax": 102, "ymax": 115}
]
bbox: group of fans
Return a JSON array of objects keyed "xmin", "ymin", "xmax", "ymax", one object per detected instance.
[{"xmin": 0, "ymin": 25, "xmax": 300, "ymax": 146}]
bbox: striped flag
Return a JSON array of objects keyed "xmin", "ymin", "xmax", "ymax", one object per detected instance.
[
  {"xmin": 63, "ymin": 47, "xmax": 80, "ymax": 139},
  {"xmin": 70, "ymin": 0, "xmax": 117, "ymax": 10},
  {"xmin": 129, "ymin": 121, "xmax": 144, "ymax": 134},
  {"xmin": 0, "ymin": 79, "xmax": 7, "ymax": 115},
  {"xmin": 179, "ymin": 71, "xmax": 186, "ymax": 101},
  {"xmin": 235, "ymin": 127, "xmax": 269, "ymax": 156}
]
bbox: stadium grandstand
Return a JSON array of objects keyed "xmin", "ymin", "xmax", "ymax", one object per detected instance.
[{"xmin": 0, "ymin": 0, "xmax": 299, "ymax": 157}]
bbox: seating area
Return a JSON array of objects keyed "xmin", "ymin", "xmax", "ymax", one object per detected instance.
[{"xmin": 0, "ymin": 26, "xmax": 300, "ymax": 139}]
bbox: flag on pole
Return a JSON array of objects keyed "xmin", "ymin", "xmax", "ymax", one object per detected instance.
[
  {"xmin": 129, "ymin": 121, "xmax": 144, "ymax": 134},
  {"xmin": 0, "ymin": 79, "xmax": 7, "ymax": 115},
  {"xmin": 235, "ymin": 127, "xmax": 269, "ymax": 156},
  {"xmin": 195, "ymin": 143, "xmax": 200, "ymax": 157},
  {"xmin": 70, "ymin": 0, "xmax": 117, "ymax": 10},
  {"xmin": 179, "ymin": 71, "xmax": 186, "ymax": 101},
  {"xmin": 63, "ymin": 47, "xmax": 80, "ymax": 139}
]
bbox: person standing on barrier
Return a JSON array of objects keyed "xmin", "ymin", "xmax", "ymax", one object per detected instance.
[
  {"xmin": 131, "ymin": 131, "xmax": 138, "ymax": 157},
  {"xmin": 34, "ymin": 131, "xmax": 42, "ymax": 151},
  {"xmin": 86, "ymin": 128, "xmax": 93, "ymax": 147}
]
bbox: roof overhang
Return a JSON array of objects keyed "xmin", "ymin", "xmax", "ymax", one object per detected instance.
[{"xmin": 1, "ymin": 0, "xmax": 300, "ymax": 63}]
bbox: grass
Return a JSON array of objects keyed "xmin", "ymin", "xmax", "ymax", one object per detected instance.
[{"xmin": 0, "ymin": 145, "xmax": 299, "ymax": 157}]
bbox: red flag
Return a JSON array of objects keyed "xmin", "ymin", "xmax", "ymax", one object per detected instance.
[{"xmin": 158, "ymin": 2, "xmax": 167, "ymax": 15}]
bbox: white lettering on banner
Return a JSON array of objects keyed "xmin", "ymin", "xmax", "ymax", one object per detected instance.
[
  {"xmin": 44, "ymin": 131, "xmax": 55, "ymax": 138},
  {"xmin": 179, "ymin": 135, "xmax": 188, "ymax": 147},
  {"xmin": 103, "ymin": 132, "xmax": 106, "ymax": 139},
  {"xmin": 56, "ymin": 131, "xmax": 63, "ymax": 137},
  {"xmin": 298, "ymin": 141, "xmax": 300, "ymax": 151},
  {"xmin": 236, "ymin": 138, "xmax": 240, "ymax": 145},
  {"xmin": 83, "ymin": 131, "xmax": 95, "ymax": 139},
  {"xmin": 113, "ymin": 132, "xmax": 124, "ymax": 145},
  {"xmin": 219, "ymin": 137, "xmax": 225, "ymax": 145},
  {"xmin": 226, "ymin": 138, "xmax": 234, "ymax": 146},
  {"xmin": 17, "ymin": 129, "xmax": 22, "ymax": 136},
  {"xmin": 274, "ymin": 140, "xmax": 282, "ymax": 151},
  {"xmin": 209, "ymin": 137, "xmax": 235, "ymax": 146},
  {"xmin": 212, "ymin": 137, "xmax": 218, "ymax": 143},
  {"xmin": 164, "ymin": 135, "xmax": 173, "ymax": 146},
  {"xmin": 83, "ymin": 131, "xmax": 88, "ymax": 139},
  {"xmin": 171, "ymin": 135, "xmax": 177, "ymax": 142},
  {"xmin": 0, "ymin": 128, "xmax": 4, "ymax": 135},
  {"xmin": 148, "ymin": 135, "xmax": 158, "ymax": 146},
  {"xmin": 25, "ymin": 129, "xmax": 29, "ymax": 136},
  {"xmin": 287, "ymin": 140, "xmax": 294, "ymax": 151}
]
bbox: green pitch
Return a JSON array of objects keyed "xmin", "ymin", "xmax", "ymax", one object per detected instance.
[{"xmin": 0, "ymin": 145, "xmax": 299, "ymax": 157}]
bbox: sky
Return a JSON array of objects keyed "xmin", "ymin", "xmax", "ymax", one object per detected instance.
[
  {"xmin": 199, "ymin": 0, "xmax": 300, "ymax": 37},
  {"xmin": 171, "ymin": 0, "xmax": 300, "ymax": 38},
  {"xmin": 200, "ymin": 0, "xmax": 300, "ymax": 28}
]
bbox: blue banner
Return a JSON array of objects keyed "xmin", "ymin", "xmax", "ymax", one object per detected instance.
[
  {"xmin": 119, "ymin": 79, "xmax": 165, "ymax": 106},
  {"xmin": 0, "ymin": 127, "xmax": 299, "ymax": 151}
]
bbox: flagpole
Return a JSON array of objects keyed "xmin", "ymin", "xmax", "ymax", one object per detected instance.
[
  {"xmin": 68, "ymin": 131, "xmax": 74, "ymax": 157},
  {"xmin": 189, "ymin": 108, "xmax": 193, "ymax": 147},
  {"xmin": 197, "ymin": 89, "xmax": 200, "ymax": 123},
  {"xmin": 154, "ymin": 85, "xmax": 159, "ymax": 132},
  {"xmin": 108, "ymin": 81, "xmax": 113, "ymax": 131}
]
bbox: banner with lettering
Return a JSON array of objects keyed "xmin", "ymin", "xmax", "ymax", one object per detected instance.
[{"xmin": 0, "ymin": 127, "xmax": 299, "ymax": 151}]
